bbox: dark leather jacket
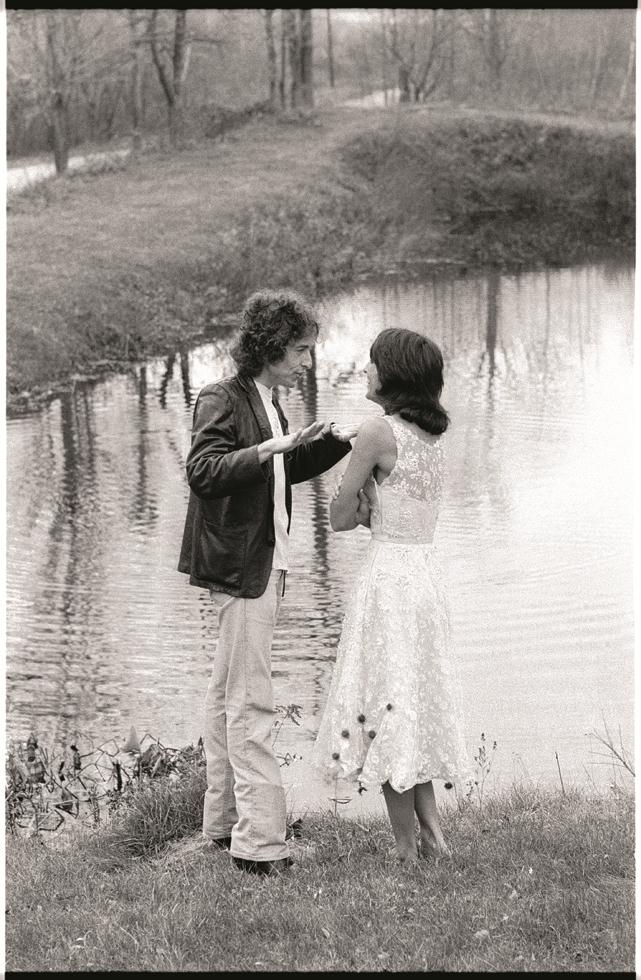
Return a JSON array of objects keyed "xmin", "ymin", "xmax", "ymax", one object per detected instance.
[{"xmin": 178, "ymin": 373, "xmax": 351, "ymax": 597}]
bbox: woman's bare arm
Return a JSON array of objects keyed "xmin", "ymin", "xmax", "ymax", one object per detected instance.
[{"xmin": 330, "ymin": 416, "xmax": 396, "ymax": 531}]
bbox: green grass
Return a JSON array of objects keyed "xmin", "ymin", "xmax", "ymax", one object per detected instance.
[
  {"xmin": 6, "ymin": 105, "xmax": 634, "ymax": 409},
  {"xmin": 5, "ymin": 776, "xmax": 634, "ymax": 972}
]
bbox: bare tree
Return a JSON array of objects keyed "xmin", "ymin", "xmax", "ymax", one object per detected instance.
[
  {"xmin": 586, "ymin": 15, "xmax": 621, "ymax": 109},
  {"xmin": 299, "ymin": 9, "xmax": 314, "ymax": 107},
  {"xmin": 459, "ymin": 8, "xmax": 509, "ymax": 96},
  {"xmin": 127, "ymin": 10, "xmax": 150, "ymax": 153},
  {"xmin": 483, "ymin": 8, "xmax": 507, "ymax": 95},
  {"xmin": 444, "ymin": 8, "xmax": 457, "ymax": 100},
  {"xmin": 279, "ymin": 10, "xmax": 287, "ymax": 107},
  {"xmin": 617, "ymin": 33, "xmax": 635, "ymax": 111},
  {"xmin": 6, "ymin": 9, "xmax": 102, "ymax": 173},
  {"xmin": 81, "ymin": 73, "xmax": 127, "ymax": 142},
  {"xmin": 387, "ymin": 8, "xmax": 446, "ymax": 102},
  {"xmin": 46, "ymin": 10, "xmax": 74, "ymax": 172},
  {"xmin": 262, "ymin": 9, "xmax": 279, "ymax": 109},
  {"xmin": 283, "ymin": 8, "xmax": 300, "ymax": 107},
  {"xmin": 148, "ymin": 9, "xmax": 191, "ymax": 146},
  {"xmin": 326, "ymin": 8, "xmax": 335, "ymax": 89}
]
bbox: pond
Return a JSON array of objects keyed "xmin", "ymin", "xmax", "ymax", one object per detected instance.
[{"xmin": 6, "ymin": 260, "xmax": 634, "ymax": 818}]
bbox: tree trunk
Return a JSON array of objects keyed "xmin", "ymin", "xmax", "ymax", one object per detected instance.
[
  {"xmin": 167, "ymin": 98, "xmax": 179, "ymax": 147},
  {"xmin": 399, "ymin": 64, "xmax": 410, "ymax": 103},
  {"xmin": 102, "ymin": 80, "xmax": 123, "ymax": 140},
  {"xmin": 264, "ymin": 9, "xmax": 278, "ymax": 108},
  {"xmin": 279, "ymin": 9, "xmax": 286, "ymax": 107},
  {"xmin": 588, "ymin": 29, "xmax": 608, "ymax": 108},
  {"xmin": 446, "ymin": 9, "xmax": 456, "ymax": 100},
  {"xmin": 81, "ymin": 82, "xmax": 100, "ymax": 140},
  {"xmin": 485, "ymin": 8, "xmax": 503, "ymax": 95},
  {"xmin": 51, "ymin": 90, "xmax": 69, "ymax": 174},
  {"xmin": 45, "ymin": 11, "xmax": 70, "ymax": 174},
  {"xmin": 299, "ymin": 8, "xmax": 314, "ymax": 107},
  {"xmin": 326, "ymin": 8, "xmax": 335, "ymax": 89},
  {"xmin": 128, "ymin": 10, "xmax": 147, "ymax": 154},
  {"xmin": 149, "ymin": 8, "xmax": 191, "ymax": 148},
  {"xmin": 617, "ymin": 34, "xmax": 635, "ymax": 111},
  {"xmin": 171, "ymin": 10, "xmax": 190, "ymax": 145},
  {"xmin": 380, "ymin": 10, "xmax": 388, "ymax": 104},
  {"xmin": 283, "ymin": 9, "xmax": 299, "ymax": 108}
]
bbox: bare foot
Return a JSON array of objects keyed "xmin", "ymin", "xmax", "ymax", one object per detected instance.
[
  {"xmin": 419, "ymin": 831, "xmax": 452, "ymax": 861},
  {"xmin": 391, "ymin": 844, "xmax": 419, "ymax": 865}
]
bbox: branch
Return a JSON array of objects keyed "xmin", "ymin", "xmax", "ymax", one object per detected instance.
[
  {"xmin": 173, "ymin": 9, "xmax": 189, "ymax": 95},
  {"xmin": 415, "ymin": 10, "xmax": 443, "ymax": 92},
  {"xmin": 189, "ymin": 35, "xmax": 224, "ymax": 46}
]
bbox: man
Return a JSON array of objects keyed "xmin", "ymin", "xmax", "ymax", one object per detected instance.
[{"xmin": 178, "ymin": 289, "xmax": 354, "ymax": 876}]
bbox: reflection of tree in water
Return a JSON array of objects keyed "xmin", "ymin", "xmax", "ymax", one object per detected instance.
[
  {"xmin": 126, "ymin": 365, "xmax": 160, "ymax": 530},
  {"xmin": 300, "ymin": 347, "xmax": 331, "ymax": 595},
  {"xmin": 170, "ymin": 346, "xmax": 226, "ymax": 675},
  {"xmin": 179, "ymin": 346, "xmax": 193, "ymax": 409},
  {"xmin": 158, "ymin": 348, "xmax": 193, "ymax": 410},
  {"xmin": 158, "ymin": 355, "xmax": 172, "ymax": 409},
  {"xmin": 37, "ymin": 388, "xmax": 102, "ymax": 742},
  {"xmin": 299, "ymin": 347, "xmax": 348, "ymax": 716},
  {"xmin": 476, "ymin": 268, "xmax": 499, "ymax": 391}
]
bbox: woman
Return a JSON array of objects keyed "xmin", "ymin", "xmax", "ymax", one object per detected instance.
[{"xmin": 312, "ymin": 327, "xmax": 472, "ymax": 864}]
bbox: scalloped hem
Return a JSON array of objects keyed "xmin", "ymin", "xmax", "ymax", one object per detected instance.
[{"xmin": 313, "ymin": 756, "xmax": 474, "ymax": 796}]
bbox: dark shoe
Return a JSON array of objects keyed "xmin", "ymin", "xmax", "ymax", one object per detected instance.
[
  {"xmin": 231, "ymin": 855, "xmax": 293, "ymax": 876},
  {"xmin": 163, "ymin": 833, "xmax": 231, "ymax": 863}
]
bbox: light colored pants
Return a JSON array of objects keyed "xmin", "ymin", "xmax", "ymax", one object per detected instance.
[{"xmin": 202, "ymin": 569, "xmax": 289, "ymax": 862}]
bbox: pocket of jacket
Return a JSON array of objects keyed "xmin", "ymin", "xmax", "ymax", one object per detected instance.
[{"xmin": 195, "ymin": 521, "xmax": 247, "ymax": 589}]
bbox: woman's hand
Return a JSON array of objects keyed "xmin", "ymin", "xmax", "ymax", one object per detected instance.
[
  {"xmin": 355, "ymin": 488, "xmax": 371, "ymax": 527},
  {"xmin": 258, "ymin": 421, "xmax": 325, "ymax": 462},
  {"xmin": 328, "ymin": 422, "xmax": 360, "ymax": 443}
]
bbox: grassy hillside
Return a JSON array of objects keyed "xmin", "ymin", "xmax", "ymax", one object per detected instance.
[{"xmin": 7, "ymin": 105, "xmax": 634, "ymax": 411}]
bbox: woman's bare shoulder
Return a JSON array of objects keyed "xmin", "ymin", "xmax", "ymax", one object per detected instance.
[{"xmin": 356, "ymin": 414, "xmax": 396, "ymax": 447}]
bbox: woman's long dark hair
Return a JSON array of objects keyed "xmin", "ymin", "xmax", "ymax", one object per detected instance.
[{"xmin": 370, "ymin": 327, "xmax": 449, "ymax": 435}]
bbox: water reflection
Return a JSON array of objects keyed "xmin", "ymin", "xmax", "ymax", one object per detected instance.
[{"xmin": 6, "ymin": 261, "xmax": 634, "ymax": 814}]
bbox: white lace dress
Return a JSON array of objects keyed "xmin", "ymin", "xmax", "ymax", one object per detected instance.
[{"xmin": 312, "ymin": 414, "xmax": 473, "ymax": 794}]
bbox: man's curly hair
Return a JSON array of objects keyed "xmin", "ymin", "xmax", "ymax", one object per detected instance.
[{"xmin": 230, "ymin": 289, "xmax": 319, "ymax": 376}]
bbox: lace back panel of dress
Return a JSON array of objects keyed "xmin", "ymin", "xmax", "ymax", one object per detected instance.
[{"xmin": 370, "ymin": 416, "xmax": 445, "ymax": 542}]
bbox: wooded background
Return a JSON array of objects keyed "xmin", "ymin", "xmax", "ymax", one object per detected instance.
[{"xmin": 6, "ymin": 8, "xmax": 635, "ymax": 169}]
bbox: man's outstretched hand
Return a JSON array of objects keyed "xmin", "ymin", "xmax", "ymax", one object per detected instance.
[
  {"xmin": 258, "ymin": 420, "xmax": 359, "ymax": 462},
  {"xmin": 258, "ymin": 421, "xmax": 326, "ymax": 461}
]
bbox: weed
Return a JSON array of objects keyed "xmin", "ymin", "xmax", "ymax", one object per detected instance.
[{"xmin": 6, "ymin": 704, "xmax": 304, "ymax": 847}]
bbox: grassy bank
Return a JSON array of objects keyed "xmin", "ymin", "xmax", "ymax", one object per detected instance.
[
  {"xmin": 5, "ymin": 771, "xmax": 634, "ymax": 972},
  {"xmin": 341, "ymin": 115, "xmax": 635, "ymax": 267},
  {"xmin": 7, "ymin": 105, "xmax": 634, "ymax": 412}
]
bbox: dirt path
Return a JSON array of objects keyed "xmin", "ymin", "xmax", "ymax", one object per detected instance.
[
  {"xmin": 7, "ymin": 101, "xmax": 631, "ymax": 194},
  {"xmin": 7, "ymin": 149, "xmax": 130, "ymax": 193}
]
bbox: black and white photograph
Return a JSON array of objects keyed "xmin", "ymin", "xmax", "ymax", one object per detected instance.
[{"xmin": 4, "ymin": 5, "xmax": 636, "ymax": 974}]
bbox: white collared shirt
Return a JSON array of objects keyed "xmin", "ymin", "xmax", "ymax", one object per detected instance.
[{"xmin": 255, "ymin": 379, "xmax": 289, "ymax": 571}]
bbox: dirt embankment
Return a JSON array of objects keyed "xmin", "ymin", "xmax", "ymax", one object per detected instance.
[{"xmin": 6, "ymin": 105, "xmax": 634, "ymax": 414}]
